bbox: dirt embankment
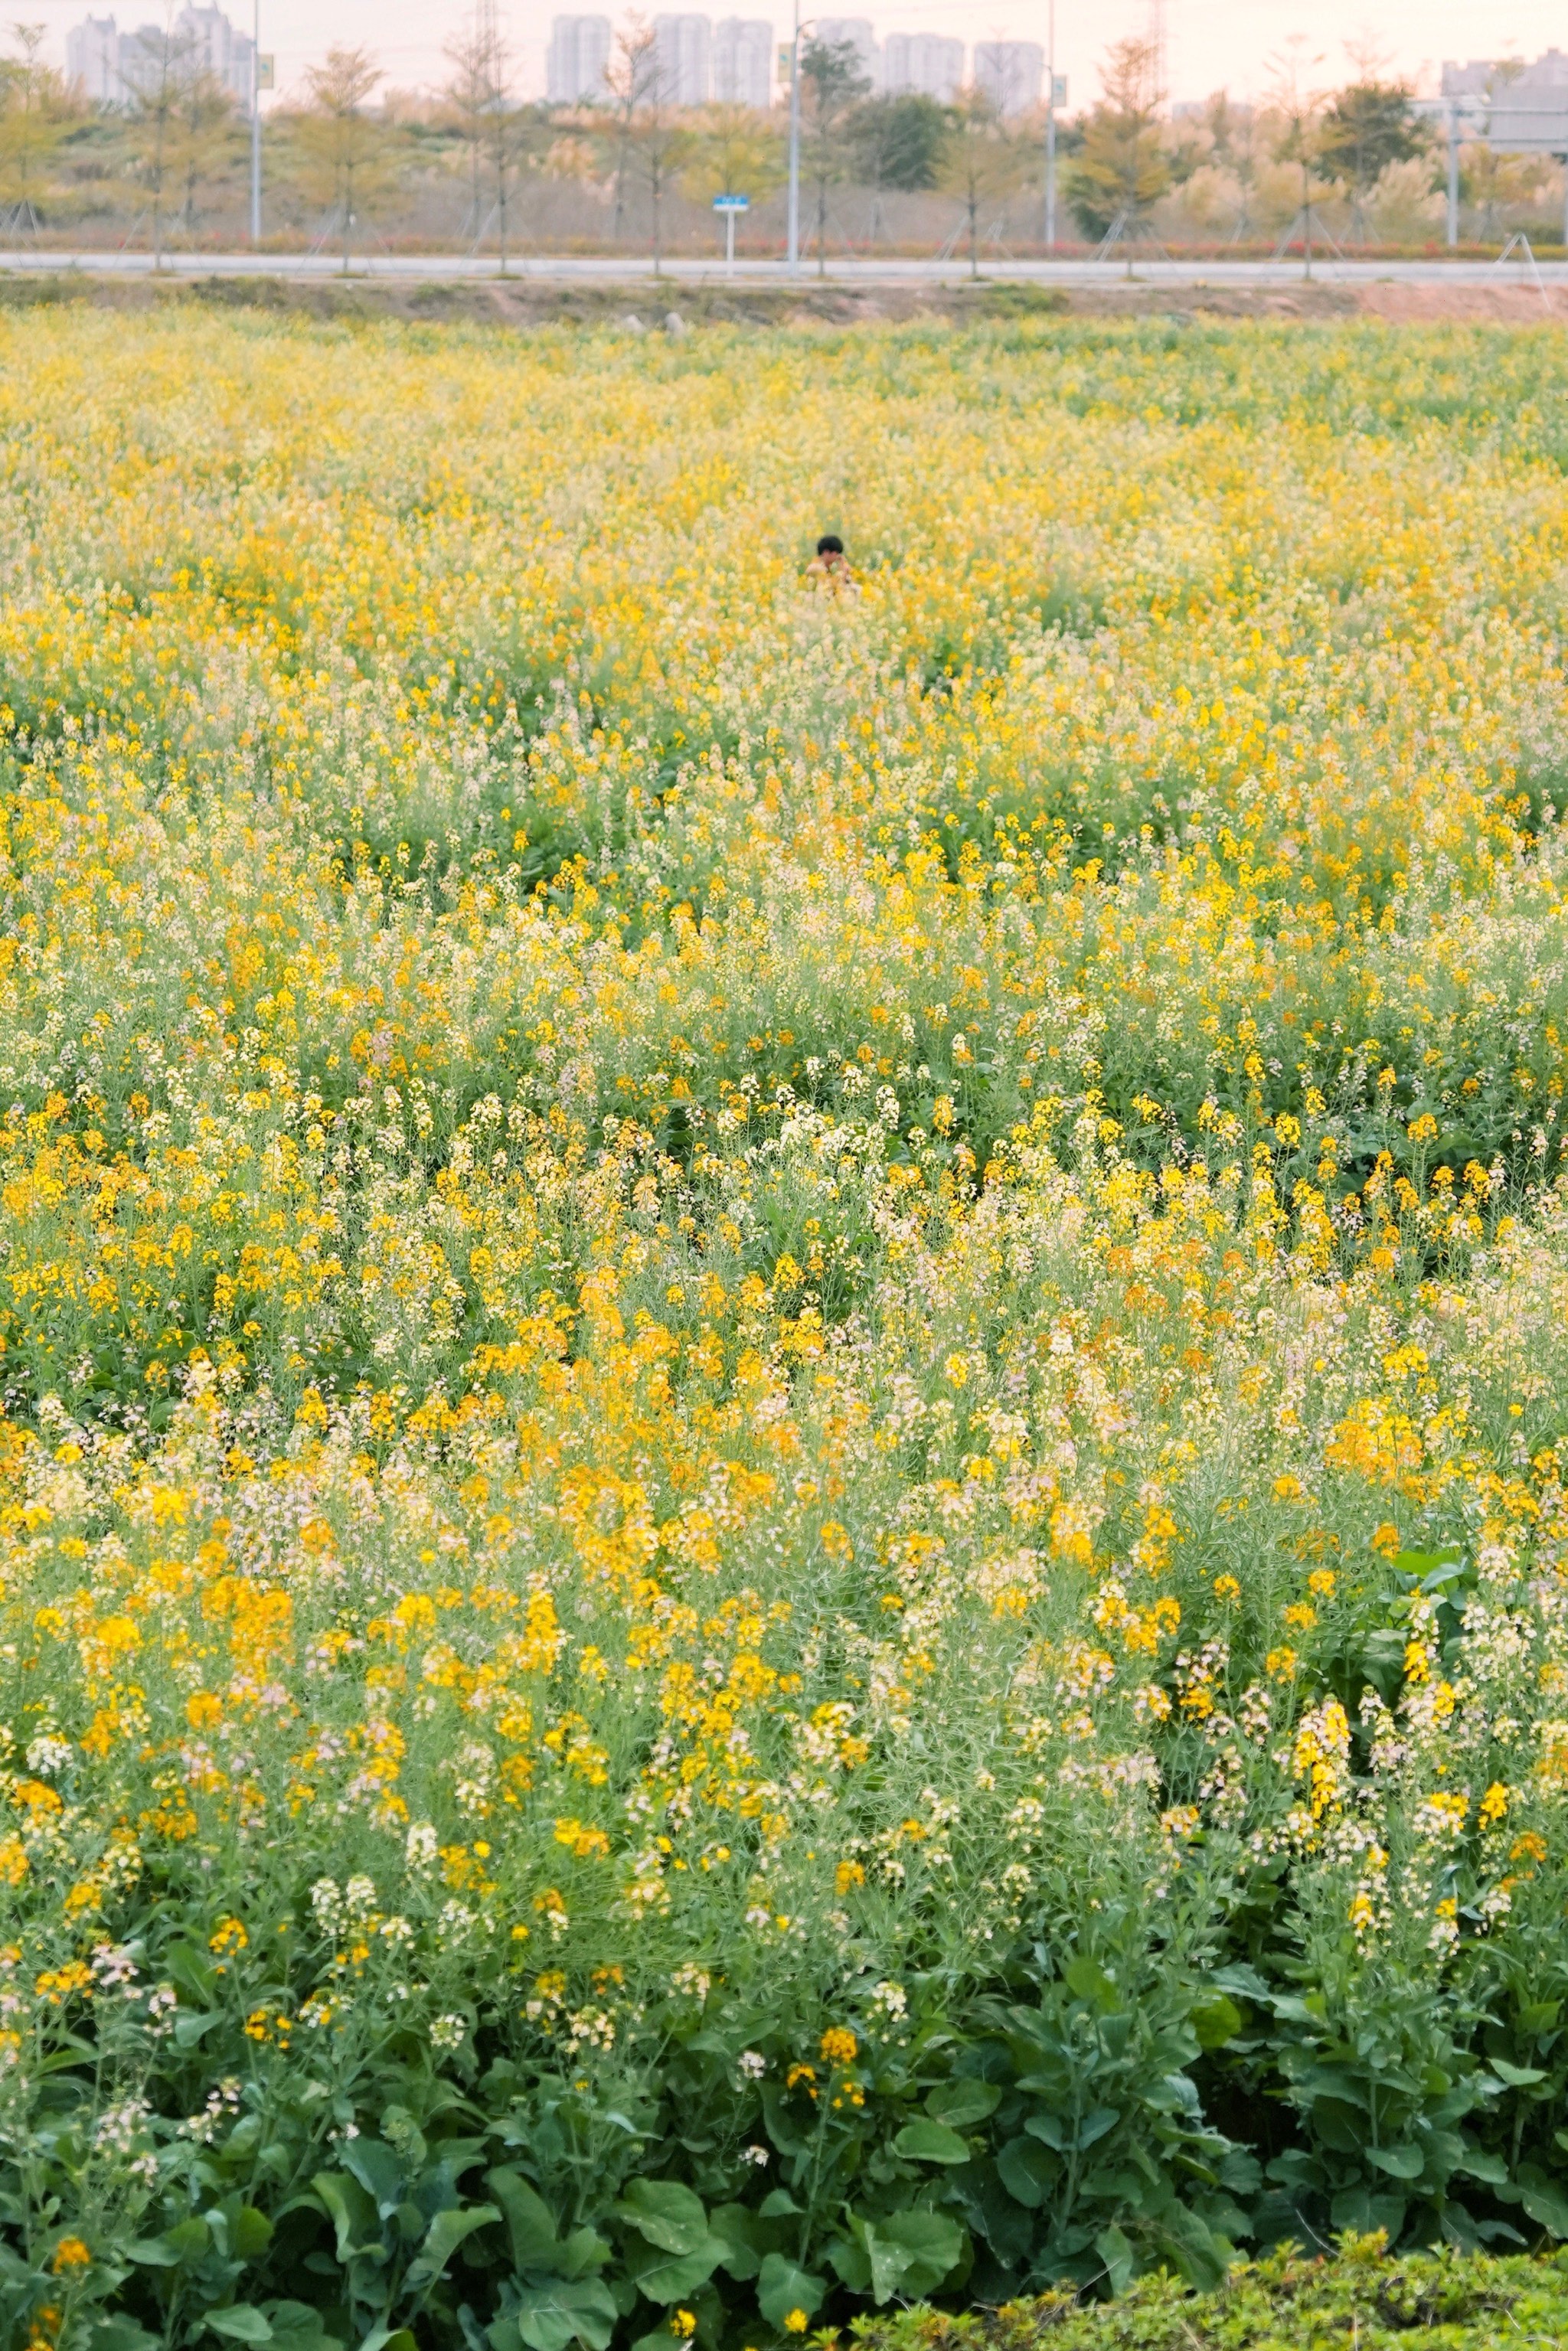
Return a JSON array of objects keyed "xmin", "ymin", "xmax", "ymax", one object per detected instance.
[{"xmin": 0, "ymin": 268, "xmax": 1560, "ymax": 329}]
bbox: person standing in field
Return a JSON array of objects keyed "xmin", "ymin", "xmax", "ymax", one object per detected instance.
[{"xmin": 806, "ymin": 532, "xmax": 855, "ymax": 589}]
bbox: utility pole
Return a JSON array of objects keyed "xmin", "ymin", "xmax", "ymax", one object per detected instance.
[
  {"xmin": 250, "ymin": 0, "xmax": 261, "ymax": 244},
  {"xmin": 1044, "ymin": 0, "xmax": 1056, "ymax": 250},
  {"xmin": 786, "ymin": 0, "xmax": 802, "ymax": 273},
  {"xmin": 1446, "ymin": 95, "xmax": 1459, "ymax": 247}
]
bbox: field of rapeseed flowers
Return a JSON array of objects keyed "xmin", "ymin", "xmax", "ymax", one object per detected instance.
[{"xmin": 8, "ymin": 304, "xmax": 1568, "ymax": 2348}]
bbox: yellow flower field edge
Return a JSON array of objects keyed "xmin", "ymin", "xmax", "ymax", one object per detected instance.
[{"xmin": 5, "ymin": 309, "xmax": 1568, "ymax": 2348}]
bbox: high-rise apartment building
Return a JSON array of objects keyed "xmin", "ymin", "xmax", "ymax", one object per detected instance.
[
  {"xmin": 881, "ymin": 31, "xmax": 963, "ymax": 102},
  {"xmin": 973, "ymin": 38, "xmax": 1042, "ymax": 114},
  {"xmin": 65, "ymin": 5, "xmax": 254, "ymax": 103},
  {"xmin": 546, "ymin": 13, "xmax": 612, "ymax": 102},
  {"xmin": 65, "ymin": 12, "xmax": 119, "ymax": 99},
  {"xmin": 810, "ymin": 16, "xmax": 879, "ymax": 91},
  {"xmin": 712, "ymin": 17, "xmax": 772, "ymax": 107},
  {"xmin": 175, "ymin": 3, "xmax": 254, "ymax": 98},
  {"xmin": 652, "ymin": 13, "xmax": 711, "ymax": 106}
]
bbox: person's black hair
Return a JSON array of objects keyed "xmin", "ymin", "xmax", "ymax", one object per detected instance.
[{"xmin": 816, "ymin": 534, "xmax": 844, "ymax": 556}]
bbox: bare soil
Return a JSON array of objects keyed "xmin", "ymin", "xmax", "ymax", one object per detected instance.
[{"xmin": 0, "ymin": 268, "xmax": 1560, "ymax": 329}]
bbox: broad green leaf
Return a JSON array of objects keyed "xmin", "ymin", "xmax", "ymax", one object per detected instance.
[
  {"xmin": 756, "ymin": 2253, "xmax": 827, "ymax": 2328},
  {"xmin": 488, "ymin": 2168, "xmax": 562, "ymax": 2271},
  {"xmin": 1520, "ymin": 2180, "xmax": 1568, "ymax": 2238},
  {"xmin": 1094, "ymin": 2224, "xmax": 1133, "ymax": 2297},
  {"xmin": 1063, "ymin": 1955, "xmax": 1118, "ymax": 2010},
  {"xmin": 406, "ymin": 2202, "xmax": 501, "ymax": 2294},
  {"xmin": 1489, "ymin": 2059, "xmax": 1547, "ymax": 2088},
  {"xmin": 310, "ymin": 2171, "xmax": 381, "ymax": 2264},
  {"xmin": 173, "ymin": 2010, "xmax": 221, "ymax": 2049},
  {"xmin": 1154, "ymin": 2206, "xmax": 1229, "ymax": 2293},
  {"xmin": 342, "ymin": 2137, "xmax": 404, "ymax": 2213},
  {"xmin": 925, "ymin": 2080, "xmax": 999, "ymax": 2128},
  {"xmin": 261, "ymin": 2309, "xmax": 338, "ymax": 2351},
  {"xmin": 232, "ymin": 2207, "xmax": 273, "ymax": 2261},
  {"xmin": 997, "ymin": 2133, "xmax": 1055, "ymax": 2209},
  {"xmin": 862, "ymin": 2210, "xmax": 963, "ymax": 2302},
  {"xmin": 623, "ymin": 2234, "xmax": 725, "ymax": 2303},
  {"xmin": 1191, "ymin": 1994, "xmax": 1244, "ymax": 2050},
  {"xmin": 557, "ymin": 2225, "xmax": 612, "ymax": 2282},
  {"xmin": 893, "ymin": 2119, "xmax": 971, "ymax": 2165},
  {"xmin": 503, "ymin": 2276, "xmax": 619, "ymax": 2351},
  {"xmin": 616, "ymin": 2179, "xmax": 709, "ymax": 2257},
  {"xmin": 707, "ymin": 2204, "xmax": 772, "ymax": 2281},
  {"xmin": 205, "ymin": 2311, "xmax": 273, "ymax": 2346},
  {"xmin": 1367, "ymin": 2144, "xmax": 1426, "ymax": 2180}
]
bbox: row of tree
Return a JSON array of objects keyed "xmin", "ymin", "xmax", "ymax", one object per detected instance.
[{"xmin": 0, "ymin": 21, "xmax": 1547, "ymax": 266}]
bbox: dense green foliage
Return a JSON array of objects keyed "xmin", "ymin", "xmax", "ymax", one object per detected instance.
[{"xmin": 858, "ymin": 2235, "xmax": 1568, "ymax": 2349}]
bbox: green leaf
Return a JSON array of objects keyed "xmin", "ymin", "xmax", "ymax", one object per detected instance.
[
  {"xmin": 1520, "ymin": 2180, "xmax": 1568, "ymax": 2238},
  {"xmin": 1094, "ymin": 2224, "xmax": 1133, "ymax": 2297},
  {"xmin": 756, "ymin": 2254, "xmax": 827, "ymax": 2329},
  {"xmin": 488, "ymin": 2168, "xmax": 562, "ymax": 2271},
  {"xmin": 1191, "ymin": 1994, "xmax": 1244, "ymax": 2050},
  {"xmin": 557, "ymin": 2226, "xmax": 612, "ymax": 2282},
  {"xmin": 406, "ymin": 2202, "xmax": 501, "ymax": 2294},
  {"xmin": 707, "ymin": 2204, "xmax": 769, "ymax": 2282},
  {"xmin": 1154, "ymin": 2206, "xmax": 1229, "ymax": 2293},
  {"xmin": 165, "ymin": 1941, "xmax": 217, "ymax": 2003},
  {"xmin": 173, "ymin": 2010, "xmax": 222, "ymax": 2049},
  {"xmin": 1062, "ymin": 1956, "xmax": 1123, "ymax": 2012},
  {"xmin": 617, "ymin": 2180, "xmax": 710, "ymax": 2258},
  {"xmin": 1063, "ymin": 1955, "xmax": 1118, "ymax": 2010},
  {"xmin": 1455, "ymin": 2148, "xmax": 1509, "ymax": 2186},
  {"xmin": 1367, "ymin": 2144, "xmax": 1426, "ymax": 2180},
  {"xmin": 311, "ymin": 2170, "xmax": 381, "ymax": 2265},
  {"xmin": 232, "ymin": 2207, "xmax": 274, "ymax": 2261},
  {"xmin": 861, "ymin": 2211, "xmax": 963, "ymax": 2303},
  {"xmin": 1027, "ymin": 2104, "xmax": 1117, "ymax": 2153},
  {"xmin": 624, "ymin": 2235, "xmax": 726, "ymax": 2304},
  {"xmin": 166, "ymin": 2218, "xmax": 214, "ymax": 2261},
  {"xmin": 342, "ymin": 2138, "xmax": 404, "ymax": 2213},
  {"xmin": 260, "ymin": 2310, "xmax": 337, "ymax": 2351},
  {"xmin": 206, "ymin": 2312, "xmax": 274, "ymax": 2346},
  {"xmin": 1490, "ymin": 2059, "xmax": 1548, "ymax": 2088},
  {"xmin": 925, "ymin": 2080, "xmax": 1000, "ymax": 2128},
  {"xmin": 997, "ymin": 2133, "xmax": 1055, "ymax": 2209},
  {"xmin": 501, "ymin": 2277, "xmax": 619, "ymax": 2351},
  {"xmin": 893, "ymin": 2119, "xmax": 972, "ymax": 2165}
]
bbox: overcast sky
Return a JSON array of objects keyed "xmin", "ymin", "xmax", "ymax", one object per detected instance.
[{"xmin": 33, "ymin": 0, "xmax": 1568, "ymax": 107}]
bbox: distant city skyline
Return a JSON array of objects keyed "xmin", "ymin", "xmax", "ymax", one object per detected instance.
[
  {"xmin": 42, "ymin": 0, "xmax": 1568, "ymax": 112},
  {"xmin": 67, "ymin": 3, "xmax": 255, "ymax": 101},
  {"xmin": 518, "ymin": 13, "xmax": 1042, "ymax": 113}
]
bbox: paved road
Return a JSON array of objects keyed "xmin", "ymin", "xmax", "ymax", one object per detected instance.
[{"xmin": 2, "ymin": 249, "xmax": 1568, "ymax": 286}]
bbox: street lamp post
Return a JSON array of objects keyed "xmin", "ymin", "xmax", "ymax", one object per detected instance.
[
  {"xmin": 250, "ymin": 0, "xmax": 261, "ymax": 245},
  {"xmin": 1044, "ymin": 0, "xmax": 1055, "ymax": 251},
  {"xmin": 786, "ymin": 0, "xmax": 802, "ymax": 274}
]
